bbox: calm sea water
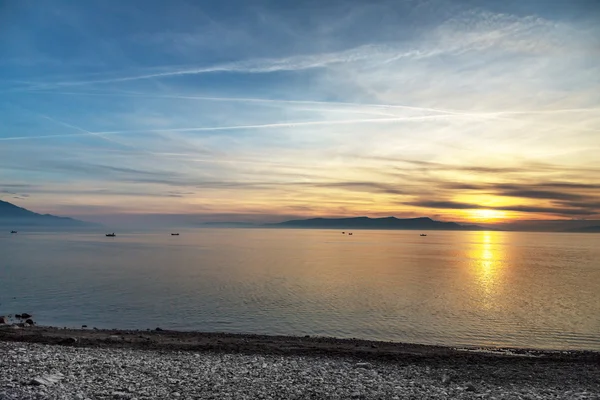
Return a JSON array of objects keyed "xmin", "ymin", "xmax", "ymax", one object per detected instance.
[{"xmin": 1, "ymin": 229, "xmax": 599, "ymax": 350}]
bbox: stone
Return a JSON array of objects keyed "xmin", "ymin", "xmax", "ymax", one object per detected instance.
[
  {"xmin": 465, "ymin": 382, "xmax": 476, "ymax": 392},
  {"xmin": 30, "ymin": 373, "xmax": 65, "ymax": 386},
  {"xmin": 61, "ymin": 337, "xmax": 78, "ymax": 344},
  {"xmin": 25, "ymin": 319, "xmax": 34, "ymax": 325},
  {"xmin": 0, "ymin": 316, "xmax": 7, "ymax": 324},
  {"xmin": 112, "ymin": 391, "xmax": 134, "ymax": 399},
  {"xmin": 20, "ymin": 313, "xmax": 32, "ymax": 319},
  {"xmin": 155, "ymin": 327, "xmax": 164, "ymax": 332},
  {"xmin": 441, "ymin": 374, "xmax": 452, "ymax": 385}
]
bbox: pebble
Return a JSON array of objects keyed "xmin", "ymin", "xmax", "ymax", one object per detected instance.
[
  {"xmin": 29, "ymin": 373, "xmax": 65, "ymax": 386},
  {"xmin": 442, "ymin": 373, "xmax": 452, "ymax": 385},
  {"xmin": 0, "ymin": 342, "xmax": 597, "ymax": 399}
]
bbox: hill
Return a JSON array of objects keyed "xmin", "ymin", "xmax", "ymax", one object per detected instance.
[
  {"xmin": 0, "ymin": 200, "xmax": 95, "ymax": 228},
  {"xmin": 270, "ymin": 216, "xmax": 488, "ymax": 230},
  {"xmin": 564, "ymin": 225, "xmax": 600, "ymax": 233}
]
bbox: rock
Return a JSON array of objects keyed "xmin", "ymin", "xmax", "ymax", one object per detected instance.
[
  {"xmin": 20, "ymin": 313, "xmax": 32, "ymax": 319},
  {"xmin": 155, "ymin": 327, "xmax": 164, "ymax": 332},
  {"xmin": 112, "ymin": 391, "xmax": 134, "ymax": 399},
  {"xmin": 60, "ymin": 337, "xmax": 78, "ymax": 345},
  {"xmin": 25, "ymin": 319, "xmax": 34, "ymax": 325},
  {"xmin": 355, "ymin": 362, "xmax": 372, "ymax": 369},
  {"xmin": 30, "ymin": 373, "xmax": 65, "ymax": 386},
  {"xmin": 441, "ymin": 374, "xmax": 452, "ymax": 385},
  {"xmin": 0, "ymin": 316, "xmax": 7, "ymax": 324},
  {"xmin": 82, "ymin": 325, "xmax": 88, "ymax": 328},
  {"xmin": 465, "ymin": 382, "xmax": 476, "ymax": 392},
  {"xmin": 15, "ymin": 314, "xmax": 22, "ymax": 319}
]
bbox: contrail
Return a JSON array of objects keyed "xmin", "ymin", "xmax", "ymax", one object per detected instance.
[
  {"xmin": 38, "ymin": 116, "xmax": 184, "ymax": 161},
  {"xmin": 8, "ymin": 44, "xmax": 408, "ymax": 91},
  {"xmin": 39, "ymin": 115, "xmax": 123, "ymax": 146},
  {"xmin": 0, "ymin": 115, "xmax": 479, "ymax": 142},
  {"xmin": 23, "ymin": 89, "xmax": 600, "ymax": 118},
  {"xmin": 22, "ymin": 90, "xmax": 474, "ymax": 116}
]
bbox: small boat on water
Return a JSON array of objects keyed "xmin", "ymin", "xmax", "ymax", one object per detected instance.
[
  {"xmin": 420, "ymin": 234, "xmax": 427, "ymax": 236},
  {"xmin": 10, "ymin": 230, "xmax": 17, "ymax": 234},
  {"xmin": 171, "ymin": 233, "xmax": 180, "ymax": 236},
  {"xmin": 105, "ymin": 233, "xmax": 116, "ymax": 237}
]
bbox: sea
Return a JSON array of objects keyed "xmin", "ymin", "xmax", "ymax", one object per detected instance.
[{"xmin": 1, "ymin": 228, "xmax": 599, "ymax": 351}]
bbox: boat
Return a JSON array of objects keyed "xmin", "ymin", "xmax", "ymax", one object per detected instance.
[
  {"xmin": 420, "ymin": 234, "xmax": 427, "ymax": 236},
  {"xmin": 10, "ymin": 230, "xmax": 17, "ymax": 234},
  {"xmin": 105, "ymin": 233, "xmax": 116, "ymax": 237},
  {"xmin": 171, "ymin": 233, "xmax": 180, "ymax": 236}
]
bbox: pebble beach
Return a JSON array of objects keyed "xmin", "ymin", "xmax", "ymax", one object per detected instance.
[{"xmin": 1, "ymin": 326, "xmax": 599, "ymax": 399}]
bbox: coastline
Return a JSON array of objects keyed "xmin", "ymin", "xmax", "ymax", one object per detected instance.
[
  {"xmin": 2, "ymin": 325, "xmax": 599, "ymax": 362},
  {"xmin": 2, "ymin": 325, "xmax": 599, "ymax": 399}
]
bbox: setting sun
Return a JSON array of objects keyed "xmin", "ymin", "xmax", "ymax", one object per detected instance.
[{"xmin": 470, "ymin": 209, "xmax": 507, "ymax": 222}]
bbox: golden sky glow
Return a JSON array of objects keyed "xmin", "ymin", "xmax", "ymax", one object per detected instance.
[{"xmin": 1, "ymin": 1, "xmax": 599, "ymax": 225}]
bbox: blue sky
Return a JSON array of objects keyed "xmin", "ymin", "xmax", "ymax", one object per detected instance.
[{"xmin": 1, "ymin": 0, "xmax": 599, "ymax": 224}]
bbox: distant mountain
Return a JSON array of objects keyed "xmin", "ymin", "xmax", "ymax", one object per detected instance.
[
  {"xmin": 564, "ymin": 225, "xmax": 600, "ymax": 233},
  {"xmin": 494, "ymin": 219, "xmax": 600, "ymax": 232},
  {"xmin": 199, "ymin": 221, "xmax": 259, "ymax": 228},
  {"xmin": 0, "ymin": 200, "xmax": 96, "ymax": 228},
  {"xmin": 270, "ymin": 216, "xmax": 489, "ymax": 231}
]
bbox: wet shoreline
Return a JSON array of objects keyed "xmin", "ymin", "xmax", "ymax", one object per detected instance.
[
  {"xmin": 2, "ymin": 325, "xmax": 599, "ymax": 398},
  {"xmin": 1, "ymin": 325, "xmax": 599, "ymax": 363}
]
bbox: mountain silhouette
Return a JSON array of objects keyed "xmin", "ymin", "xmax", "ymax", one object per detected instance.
[
  {"xmin": 0, "ymin": 200, "xmax": 95, "ymax": 228},
  {"xmin": 564, "ymin": 225, "xmax": 600, "ymax": 233},
  {"xmin": 271, "ymin": 216, "xmax": 489, "ymax": 230}
]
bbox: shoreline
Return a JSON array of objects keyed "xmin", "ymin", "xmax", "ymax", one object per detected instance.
[
  {"xmin": 2, "ymin": 325, "xmax": 599, "ymax": 398},
  {"xmin": 2, "ymin": 325, "xmax": 598, "ymax": 363}
]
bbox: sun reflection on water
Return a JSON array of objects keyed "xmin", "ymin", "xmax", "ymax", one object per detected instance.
[{"xmin": 472, "ymin": 231, "xmax": 503, "ymax": 309}]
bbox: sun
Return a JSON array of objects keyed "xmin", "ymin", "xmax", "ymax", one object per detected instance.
[{"xmin": 471, "ymin": 209, "xmax": 506, "ymax": 222}]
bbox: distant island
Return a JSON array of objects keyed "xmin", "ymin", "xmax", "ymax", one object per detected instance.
[
  {"xmin": 203, "ymin": 217, "xmax": 600, "ymax": 232},
  {"xmin": 0, "ymin": 200, "xmax": 96, "ymax": 228},
  {"xmin": 267, "ymin": 216, "xmax": 489, "ymax": 231},
  {"xmin": 564, "ymin": 225, "xmax": 600, "ymax": 233}
]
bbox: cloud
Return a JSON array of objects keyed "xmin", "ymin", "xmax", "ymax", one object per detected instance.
[
  {"xmin": 494, "ymin": 189, "xmax": 588, "ymax": 201},
  {"xmin": 9, "ymin": 44, "xmax": 404, "ymax": 90},
  {"xmin": 1, "ymin": 1, "xmax": 599, "ymax": 220},
  {"xmin": 404, "ymin": 200, "xmax": 597, "ymax": 216},
  {"xmin": 0, "ymin": 114, "xmax": 487, "ymax": 142},
  {"xmin": 312, "ymin": 181, "xmax": 404, "ymax": 195}
]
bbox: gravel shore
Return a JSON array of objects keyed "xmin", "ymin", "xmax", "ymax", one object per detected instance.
[{"xmin": 1, "ymin": 327, "xmax": 599, "ymax": 399}]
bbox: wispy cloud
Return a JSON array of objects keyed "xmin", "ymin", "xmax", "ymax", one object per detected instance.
[{"xmin": 1, "ymin": 0, "xmax": 599, "ymax": 221}]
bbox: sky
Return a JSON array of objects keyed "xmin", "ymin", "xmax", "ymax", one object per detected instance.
[{"xmin": 1, "ymin": 0, "xmax": 599, "ymax": 225}]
